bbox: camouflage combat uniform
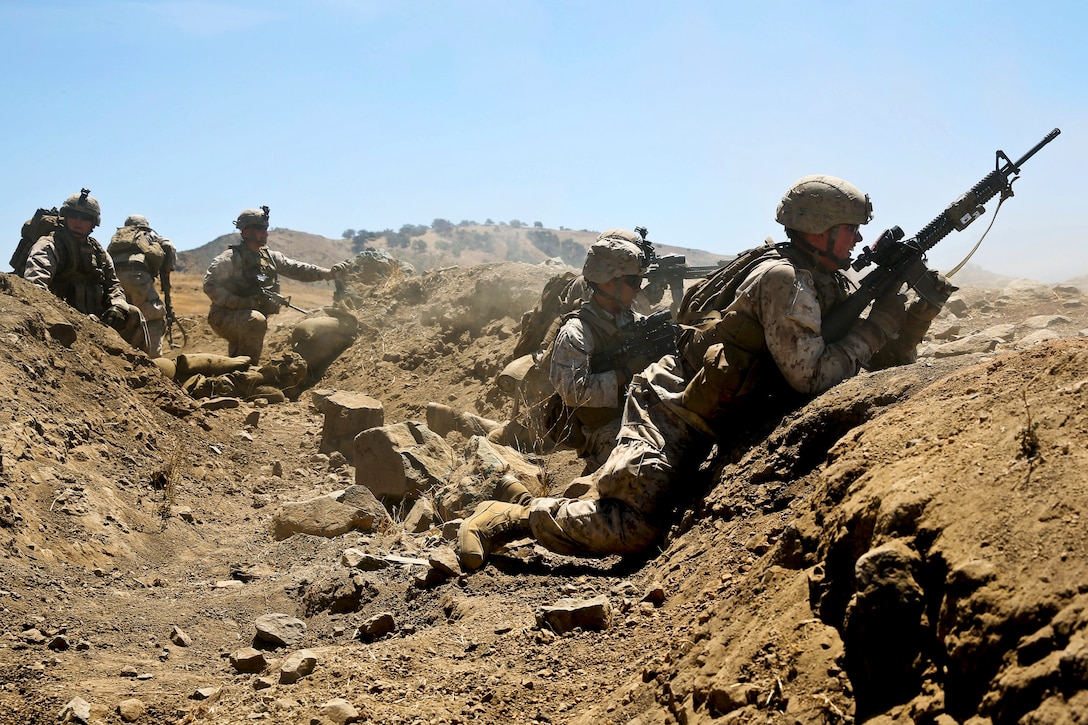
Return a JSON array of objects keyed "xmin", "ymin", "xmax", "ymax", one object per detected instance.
[
  {"xmin": 23, "ymin": 228, "xmax": 151, "ymax": 354},
  {"xmin": 528, "ymin": 243, "xmax": 926, "ymax": 555},
  {"xmin": 203, "ymin": 244, "xmax": 329, "ymax": 363},
  {"xmin": 549, "ymin": 297, "xmax": 644, "ymax": 469},
  {"xmin": 110, "ymin": 227, "xmax": 176, "ymax": 357}
]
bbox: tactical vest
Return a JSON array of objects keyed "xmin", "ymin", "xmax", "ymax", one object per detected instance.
[
  {"xmin": 520, "ymin": 300, "xmax": 634, "ymax": 452},
  {"xmin": 564, "ymin": 301, "xmax": 631, "ymax": 430},
  {"xmin": 48, "ymin": 229, "xmax": 114, "ymax": 316},
  {"xmin": 676, "ymin": 242, "xmax": 853, "ymax": 419},
  {"xmin": 108, "ymin": 226, "xmax": 167, "ymax": 276},
  {"xmin": 225, "ymin": 244, "xmax": 279, "ymax": 298}
]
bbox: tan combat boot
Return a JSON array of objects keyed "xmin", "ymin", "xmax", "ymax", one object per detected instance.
[
  {"xmin": 458, "ymin": 501, "xmax": 531, "ymax": 571},
  {"xmin": 426, "ymin": 403, "xmax": 459, "ymax": 436},
  {"xmin": 493, "ymin": 474, "xmax": 533, "ymax": 505}
]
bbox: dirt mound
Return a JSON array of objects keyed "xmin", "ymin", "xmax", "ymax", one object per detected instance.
[{"xmin": 1, "ymin": 265, "xmax": 1087, "ymax": 724}]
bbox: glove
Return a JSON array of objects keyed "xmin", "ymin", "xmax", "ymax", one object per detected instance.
[
  {"xmin": 326, "ymin": 261, "xmax": 352, "ymax": 279},
  {"xmin": 866, "ymin": 287, "xmax": 908, "ymax": 337},
  {"xmin": 101, "ymin": 305, "xmax": 127, "ymax": 330},
  {"xmin": 912, "ymin": 270, "xmax": 958, "ymax": 319}
]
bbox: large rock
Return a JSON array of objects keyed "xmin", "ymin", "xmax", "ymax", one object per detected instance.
[
  {"xmin": 273, "ymin": 490, "xmax": 385, "ymax": 540},
  {"xmin": 353, "ymin": 421, "xmax": 455, "ymax": 501},
  {"xmin": 321, "ymin": 391, "xmax": 385, "ymax": 461}
]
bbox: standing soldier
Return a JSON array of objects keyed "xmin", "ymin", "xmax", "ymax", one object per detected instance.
[
  {"xmin": 22, "ymin": 189, "xmax": 150, "ymax": 354},
  {"xmin": 109, "ymin": 215, "xmax": 177, "ymax": 357},
  {"xmin": 203, "ymin": 206, "xmax": 349, "ymax": 364}
]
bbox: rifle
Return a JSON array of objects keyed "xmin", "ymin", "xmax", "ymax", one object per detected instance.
[
  {"xmin": 589, "ymin": 309, "xmax": 680, "ymax": 374},
  {"xmin": 162, "ymin": 276, "xmax": 188, "ymax": 349},
  {"xmin": 259, "ymin": 285, "xmax": 312, "ymax": 314},
  {"xmin": 252, "ymin": 272, "xmax": 313, "ymax": 314},
  {"xmin": 822, "ymin": 128, "xmax": 1061, "ymax": 343},
  {"xmin": 634, "ymin": 227, "xmax": 727, "ymax": 310}
]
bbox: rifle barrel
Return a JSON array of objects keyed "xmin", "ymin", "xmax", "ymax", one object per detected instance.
[{"xmin": 916, "ymin": 128, "xmax": 1061, "ymax": 254}]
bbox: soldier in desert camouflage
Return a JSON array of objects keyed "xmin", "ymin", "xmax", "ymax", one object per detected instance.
[
  {"xmin": 22, "ymin": 189, "xmax": 151, "ymax": 355},
  {"xmin": 203, "ymin": 206, "xmax": 350, "ymax": 364},
  {"xmin": 458, "ymin": 175, "xmax": 955, "ymax": 569},
  {"xmin": 108, "ymin": 214, "xmax": 177, "ymax": 357}
]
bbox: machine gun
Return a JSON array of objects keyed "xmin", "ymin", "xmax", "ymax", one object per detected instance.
[
  {"xmin": 588, "ymin": 309, "xmax": 680, "ymax": 374},
  {"xmin": 634, "ymin": 226, "xmax": 727, "ymax": 311},
  {"xmin": 822, "ymin": 128, "xmax": 1061, "ymax": 342}
]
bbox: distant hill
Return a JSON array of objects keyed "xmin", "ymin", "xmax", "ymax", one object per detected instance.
[
  {"xmin": 943, "ymin": 262, "xmax": 1014, "ymax": 288},
  {"xmin": 174, "ymin": 223, "xmax": 728, "ymax": 276}
]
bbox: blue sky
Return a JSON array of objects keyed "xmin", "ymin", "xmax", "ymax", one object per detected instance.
[{"xmin": 1, "ymin": 0, "xmax": 1082, "ymax": 281}]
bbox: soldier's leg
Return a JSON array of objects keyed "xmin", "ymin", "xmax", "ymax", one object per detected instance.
[
  {"xmin": 528, "ymin": 495, "xmax": 659, "ymax": 556},
  {"xmin": 145, "ymin": 318, "xmax": 166, "ymax": 358},
  {"xmin": 209, "ymin": 309, "xmax": 268, "ymax": 364},
  {"xmin": 580, "ymin": 417, "xmax": 623, "ymax": 473}
]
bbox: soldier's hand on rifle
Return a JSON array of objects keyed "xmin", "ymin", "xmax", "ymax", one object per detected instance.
[
  {"xmin": 867, "ymin": 286, "xmax": 908, "ymax": 336},
  {"xmin": 909, "ymin": 271, "xmax": 958, "ymax": 322},
  {"xmin": 101, "ymin": 305, "xmax": 127, "ymax": 330}
]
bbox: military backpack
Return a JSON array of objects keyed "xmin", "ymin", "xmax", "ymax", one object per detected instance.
[
  {"xmin": 108, "ymin": 225, "xmax": 167, "ymax": 276},
  {"xmin": 10, "ymin": 207, "xmax": 64, "ymax": 276}
]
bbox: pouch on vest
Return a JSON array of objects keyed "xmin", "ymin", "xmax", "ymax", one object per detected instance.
[{"xmin": 679, "ymin": 310, "xmax": 768, "ymax": 420}]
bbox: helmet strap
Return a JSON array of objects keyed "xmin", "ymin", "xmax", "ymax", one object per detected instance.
[
  {"xmin": 589, "ymin": 281, "xmax": 622, "ymax": 303},
  {"xmin": 793, "ymin": 230, "xmax": 849, "ymax": 270}
]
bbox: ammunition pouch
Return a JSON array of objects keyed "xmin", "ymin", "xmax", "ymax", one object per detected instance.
[{"xmin": 678, "ymin": 310, "xmax": 767, "ymax": 421}]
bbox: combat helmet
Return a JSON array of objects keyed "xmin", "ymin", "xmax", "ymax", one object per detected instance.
[
  {"xmin": 124, "ymin": 214, "xmax": 150, "ymax": 228},
  {"xmin": 582, "ymin": 230, "xmax": 647, "ymax": 284},
  {"xmin": 60, "ymin": 188, "xmax": 101, "ymax": 226},
  {"xmin": 234, "ymin": 205, "xmax": 270, "ymax": 230},
  {"xmin": 775, "ymin": 175, "xmax": 872, "ymax": 234}
]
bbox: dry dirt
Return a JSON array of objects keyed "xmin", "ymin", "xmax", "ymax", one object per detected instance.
[{"xmin": 1, "ymin": 262, "xmax": 1088, "ymax": 725}]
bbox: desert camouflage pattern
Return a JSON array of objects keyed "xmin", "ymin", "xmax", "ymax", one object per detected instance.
[
  {"xmin": 111, "ymin": 228, "xmax": 176, "ymax": 357},
  {"xmin": 548, "ymin": 297, "xmax": 642, "ymax": 467},
  {"xmin": 203, "ymin": 244, "xmax": 330, "ymax": 363},
  {"xmin": 530, "ymin": 355, "xmax": 713, "ymax": 554},
  {"xmin": 22, "ymin": 228, "xmax": 151, "ymax": 354},
  {"xmin": 528, "ymin": 246, "xmax": 924, "ymax": 556},
  {"xmin": 581, "ymin": 236, "xmax": 646, "ymax": 284},
  {"xmin": 775, "ymin": 174, "xmax": 872, "ymax": 235}
]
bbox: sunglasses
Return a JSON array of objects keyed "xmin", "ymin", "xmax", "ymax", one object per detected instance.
[
  {"xmin": 622, "ymin": 275, "xmax": 644, "ymax": 289},
  {"xmin": 68, "ymin": 211, "xmax": 96, "ymax": 222}
]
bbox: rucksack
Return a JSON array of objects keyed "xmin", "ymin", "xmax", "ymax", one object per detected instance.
[
  {"xmin": 10, "ymin": 207, "xmax": 63, "ymax": 275},
  {"xmin": 510, "ymin": 271, "xmax": 578, "ymax": 359},
  {"xmin": 676, "ymin": 240, "xmax": 787, "ymax": 325},
  {"xmin": 108, "ymin": 225, "xmax": 166, "ymax": 275}
]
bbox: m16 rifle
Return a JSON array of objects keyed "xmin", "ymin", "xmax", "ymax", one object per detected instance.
[
  {"xmin": 253, "ymin": 272, "xmax": 313, "ymax": 314},
  {"xmin": 634, "ymin": 226, "xmax": 727, "ymax": 312},
  {"xmin": 822, "ymin": 128, "xmax": 1061, "ymax": 342},
  {"xmin": 259, "ymin": 286, "xmax": 312, "ymax": 314},
  {"xmin": 588, "ymin": 309, "xmax": 680, "ymax": 374}
]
